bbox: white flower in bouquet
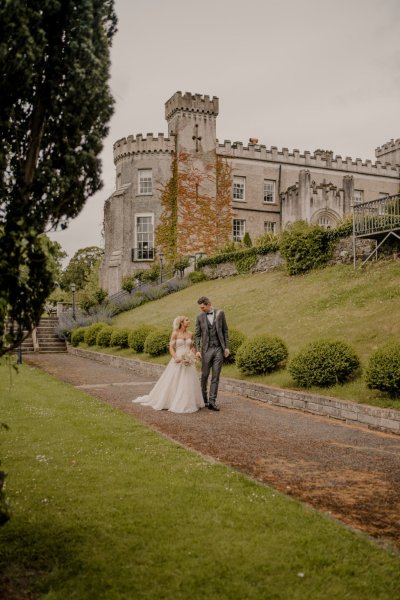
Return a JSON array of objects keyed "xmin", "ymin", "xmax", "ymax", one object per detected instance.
[{"xmin": 180, "ymin": 352, "xmax": 196, "ymax": 366}]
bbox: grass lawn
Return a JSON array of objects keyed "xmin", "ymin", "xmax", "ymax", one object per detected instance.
[
  {"xmin": 109, "ymin": 261, "xmax": 400, "ymax": 409},
  {"xmin": 1, "ymin": 364, "xmax": 400, "ymax": 599}
]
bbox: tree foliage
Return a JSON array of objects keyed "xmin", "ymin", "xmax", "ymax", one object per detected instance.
[
  {"xmin": 61, "ymin": 246, "xmax": 104, "ymax": 290},
  {"xmin": 40, "ymin": 235, "xmax": 68, "ymax": 285},
  {"xmin": 0, "ymin": 0, "xmax": 116, "ymax": 355},
  {"xmin": 279, "ymin": 221, "xmax": 335, "ymax": 275}
]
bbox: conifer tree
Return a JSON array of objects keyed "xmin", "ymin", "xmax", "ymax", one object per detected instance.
[{"xmin": 0, "ymin": 0, "xmax": 116, "ymax": 355}]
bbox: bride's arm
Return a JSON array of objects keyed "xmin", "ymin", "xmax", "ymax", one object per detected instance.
[{"xmin": 169, "ymin": 332, "xmax": 180, "ymax": 362}]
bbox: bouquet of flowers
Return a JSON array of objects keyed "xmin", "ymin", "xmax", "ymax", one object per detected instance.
[{"xmin": 180, "ymin": 352, "xmax": 197, "ymax": 366}]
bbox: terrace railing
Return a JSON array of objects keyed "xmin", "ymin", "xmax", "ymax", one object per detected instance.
[{"xmin": 352, "ymin": 193, "xmax": 400, "ymax": 267}]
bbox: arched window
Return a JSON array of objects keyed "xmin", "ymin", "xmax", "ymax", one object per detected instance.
[
  {"xmin": 312, "ymin": 209, "xmax": 340, "ymax": 229},
  {"xmin": 317, "ymin": 216, "xmax": 333, "ymax": 229}
]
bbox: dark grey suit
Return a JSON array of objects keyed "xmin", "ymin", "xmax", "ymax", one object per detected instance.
[{"xmin": 195, "ymin": 309, "xmax": 229, "ymax": 405}]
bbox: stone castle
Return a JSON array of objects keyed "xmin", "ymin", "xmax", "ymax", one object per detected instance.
[{"xmin": 100, "ymin": 91, "xmax": 400, "ymax": 294}]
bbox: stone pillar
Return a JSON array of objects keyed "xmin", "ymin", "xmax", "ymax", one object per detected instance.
[
  {"xmin": 298, "ymin": 169, "xmax": 311, "ymax": 221},
  {"xmin": 343, "ymin": 175, "xmax": 354, "ymax": 214}
]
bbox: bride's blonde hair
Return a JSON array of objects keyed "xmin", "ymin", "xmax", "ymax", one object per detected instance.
[{"xmin": 172, "ymin": 315, "xmax": 186, "ymax": 331}]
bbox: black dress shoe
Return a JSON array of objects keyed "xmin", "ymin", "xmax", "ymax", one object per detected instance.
[
  {"xmin": 208, "ymin": 403, "xmax": 220, "ymax": 411},
  {"xmin": 203, "ymin": 401, "xmax": 209, "ymax": 407}
]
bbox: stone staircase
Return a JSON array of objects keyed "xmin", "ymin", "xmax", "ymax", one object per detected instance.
[{"xmin": 19, "ymin": 317, "xmax": 67, "ymax": 354}]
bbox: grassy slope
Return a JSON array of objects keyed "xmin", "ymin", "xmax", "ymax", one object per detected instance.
[
  {"xmin": 1, "ymin": 365, "xmax": 400, "ymax": 599},
  {"xmin": 113, "ymin": 261, "xmax": 400, "ymax": 407}
]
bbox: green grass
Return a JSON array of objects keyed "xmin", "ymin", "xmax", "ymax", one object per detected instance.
[
  {"xmin": 110, "ymin": 261, "xmax": 400, "ymax": 408},
  {"xmin": 1, "ymin": 364, "xmax": 400, "ymax": 599}
]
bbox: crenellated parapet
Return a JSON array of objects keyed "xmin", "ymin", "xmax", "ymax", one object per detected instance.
[
  {"xmin": 375, "ymin": 138, "xmax": 400, "ymax": 167},
  {"xmin": 113, "ymin": 133, "xmax": 175, "ymax": 163},
  {"xmin": 165, "ymin": 91, "xmax": 219, "ymax": 121},
  {"xmin": 376, "ymin": 138, "xmax": 400, "ymax": 154},
  {"xmin": 217, "ymin": 140, "xmax": 400, "ymax": 177}
]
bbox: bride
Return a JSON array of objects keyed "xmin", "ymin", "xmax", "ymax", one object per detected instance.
[{"xmin": 133, "ymin": 316, "xmax": 204, "ymax": 413}]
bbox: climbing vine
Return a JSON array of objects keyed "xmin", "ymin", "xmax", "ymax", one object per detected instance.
[
  {"xmin": 214, "ymin": 156, "xmax": 234, "ymax": 247},
  {"xmin": 155, "ymin": 157, "xmax": 178, "ymax": 263},
  {"xmin": 156, "ymin": 153, "xmax": 233, "ymax": 262}
]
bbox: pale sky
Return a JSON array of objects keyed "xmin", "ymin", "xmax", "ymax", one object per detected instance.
[{"xmin": 49, "ymin": 0, "xmax": 400, "ymax": 260}]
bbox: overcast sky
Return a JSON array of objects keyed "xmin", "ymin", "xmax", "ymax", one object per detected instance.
[{"xmin": 49, "ymin": 0, "xmax": 400, "ymax": 260}]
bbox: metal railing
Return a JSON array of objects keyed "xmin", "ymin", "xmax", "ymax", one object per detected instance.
[
  {"xmin": 353, "ymin": 193, "xmax": 400, "ymax": 237},
  {"xmin": 352, "ymin": 193, "xmax": 400, "ymax": 266}
]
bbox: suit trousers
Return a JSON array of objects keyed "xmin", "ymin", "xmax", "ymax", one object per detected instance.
[{"xmin": 201, "ymin": 346, "xmax": 224, "ymax": 403}]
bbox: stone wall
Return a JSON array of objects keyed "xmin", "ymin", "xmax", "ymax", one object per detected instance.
[
  {"xmin": 330, "ymin": 237, "xmax": 376, "ymax": 264},
  {"xmin": 201, "ymin": 237, "xmax": 379, "ymax": 279},
  {"xmin": 202, "ymin": 251, "xmax": 284, "ymax": 279}
]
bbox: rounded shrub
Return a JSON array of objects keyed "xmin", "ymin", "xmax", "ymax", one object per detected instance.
[
  {"xmin": 128, "ymin": 324, "xmax": 157, "ymax": 353},
  {"xmin": 96, "ymin": 325, "xmax": 114, "ymax": 347},
  {"xmin": 289, "ymin": 339, "xmax": 360, "ymax": 388},
  {"xmin": 365, "ymin": 342, "xmax": 400, "ymax": 397},
  {"xmin": 225, "ymin": 328, "xmax": 246, "ymax": 363},
  {"xmin": 109, "ymin": 328, "xmax": 130, "ymax": 348},
  {"xmin": 84, "ymin": 322, "xmax": 108, "ymax": 346},
  {"xmin": 144, "ymin": 328, "xmax": 171, "ymax": 356},
  {"xmin": 71, "ymin": 327, "xmax": 87, "ymax": 347},
  {"xmin": 236, "ymin": 334, "xmax": 288, "ymax": 375},
  {"xmin": 188, "ymin": 271, "xmax": 208, "ymax": 284}
]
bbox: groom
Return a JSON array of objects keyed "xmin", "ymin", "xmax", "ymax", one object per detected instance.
[{"xmin": 195, "ymin": 296, "xmax": 230, "ymax": 411}]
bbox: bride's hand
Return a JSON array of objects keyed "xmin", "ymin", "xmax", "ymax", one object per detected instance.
[{"xmin": 174, "ymin": 357, "xmax": 181, "ymax": 363}]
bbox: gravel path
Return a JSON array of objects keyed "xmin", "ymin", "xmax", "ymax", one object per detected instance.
[{"xmin": 25, "ymin": 353, "xmax": 400, "ymax": 549}]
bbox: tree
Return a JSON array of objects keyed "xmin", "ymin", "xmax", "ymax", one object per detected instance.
[
  {"xmin": 61, "ymin": 246, "xmax": 104, "ymax": 291},
  {"xmin": 0, "ymin": 0, "xmax": 116, "ymax": 355},
  {"xmin": 41, "ymin": 236, "xmax": 68, "ymax": 285}
]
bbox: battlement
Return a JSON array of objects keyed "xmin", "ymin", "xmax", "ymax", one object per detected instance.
[
  {"xmin": 113, "ymin": 133, "xmax": 175, "ymax": 163},
  {"xmin": 217, "ymin": 140, "xmax": 400, "ymax": 177},
  {"xmin": 165, "ymin": 91, "xmax": 219, "ymax": 121},
  {"xmin": 376, "ymin": 138, "xmax": 400, "ymax": 155}
]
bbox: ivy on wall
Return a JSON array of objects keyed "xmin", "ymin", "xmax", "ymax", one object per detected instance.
[
  {"xmin": 214, "ymin": 156, "xmax": 234, "ymax": 249},
  {"xmin": 155, "ymin": 152, "xmax": 233, "ymax": 263},
  {"xmin": 155, "ymin": 157, "xmax": 178, "ymax": 263}
]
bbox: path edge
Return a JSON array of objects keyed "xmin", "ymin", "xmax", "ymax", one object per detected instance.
[{"xmin": 67, "ymin": 345, "xmax": 400, "ymax": 436}]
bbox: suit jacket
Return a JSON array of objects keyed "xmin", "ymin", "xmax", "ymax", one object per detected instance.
[{"xmin": 195, "ymin": 309, "xmax": 229, "ymax": 354}]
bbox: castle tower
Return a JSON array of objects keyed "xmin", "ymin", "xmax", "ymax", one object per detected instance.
[
  {"xmin": 375, "ymin": 139, "xmax": 400, "ymax": 167},
  {"xmin": 165, "ymin": 91, "xmax": 219, "ymax": 156},
  {"xmin": 164, "ymin": 92, "xmax": 220, "ymax": 256}
]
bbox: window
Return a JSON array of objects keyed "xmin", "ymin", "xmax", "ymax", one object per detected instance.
[
  {"xmin": 317, "ymin": 216, "xmax": 332, "ymax": 229},
  {"xmin": 135, "ymin": 215, "xmax": 154, "ymax": 260},
  {"xmin": 233, "ymin": 176, "xmax": 245, "ymax": 200},
  {"xmin": 138, "ymin": 169, "xmax": 152, "ymax": 195},
  {"xmin": 353, "ymin": 190, "xmax": 363, "ymax": 204},
  {"xmin": 263, "ymin": 180, "xmax": 275, "ymax": 203},
  {"xmin": 264, "ymin": 221, "xmax": 276, "ymax": 234},
  {"xmin": 233, "ymin": 219, "xmax": 245, "ymax": 242}
]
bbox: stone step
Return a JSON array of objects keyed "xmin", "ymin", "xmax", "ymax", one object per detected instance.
[{"xmin": 18, "ymin": 318, "xmax": 66, "ymax": 353}]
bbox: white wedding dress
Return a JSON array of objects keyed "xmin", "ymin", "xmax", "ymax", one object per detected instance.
[{"xmin": 133, "ymin": 339, "xmax": 204, "ymax": 413}]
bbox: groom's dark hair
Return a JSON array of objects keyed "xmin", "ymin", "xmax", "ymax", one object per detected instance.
[{"xmin": 197, "ymin": 296, "xmax": 211, "ymax": 305}]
